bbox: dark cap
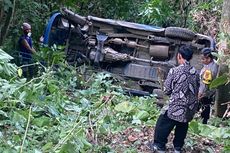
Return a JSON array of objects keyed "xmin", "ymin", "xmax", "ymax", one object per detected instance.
[
  {"xmin": 178, "ymin": 45, "xmax": 193, "ymax": 61},
  {"xmin": 201, "ymin": 48, "xmax": 213, "ymax": 58}
]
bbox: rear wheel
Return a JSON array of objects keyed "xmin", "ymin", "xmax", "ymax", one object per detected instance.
[{"xmin": 165, "ymin": 27, "xmax": 195, "ymax": 41}]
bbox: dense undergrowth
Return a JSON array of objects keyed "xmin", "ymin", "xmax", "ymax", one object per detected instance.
[{"xmin": 0, "ymin": 48, "xmax": 230, "ymax": 153}]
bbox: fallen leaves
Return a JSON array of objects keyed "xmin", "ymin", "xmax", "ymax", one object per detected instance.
[{"xmin": 128, "ymin": 134, "xmax": 138, "ymax": 142}]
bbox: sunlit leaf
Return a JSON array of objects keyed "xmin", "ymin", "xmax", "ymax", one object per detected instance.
[
  {"xmin": 34, "ymin": 149, "xmax": 42, "ymax": 153},
  {"xmin": 210, "ymin": 74, "xmax": 228, "ymax": 89},
  {"xmin": 42, "ymin": 142, "xmax": 53, "ymax": 151},
  {"xmin": 189, "ymin": 121, "xmax": 200, "ymax": 134},
  {"xmin": 0, "ymin": 49, "xmax": 13, "ymax": 62},
  {"xmin": 59, "ymin": 142, "xmax": 76, "ymax": 153},
  {"xmin": 114, "ymin": 101, "xmax": 134, "ymax": 113},
  {"xmin": 19, "ymin": 91, "xmax": 27, "ymax": 101},
  {"xmin": 0, "ymin": 110, "xmax": 8, "ymax": 118},
  {"xmin": 32, "ymin": 116, "xmax": 51, "ymax": 127},
  {"xmin": 135, "ymin": 110, "xmax": 149, "ymax": 121}
]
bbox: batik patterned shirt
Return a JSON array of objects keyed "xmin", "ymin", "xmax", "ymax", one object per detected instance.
[{"xmin": 163, "ymin": 61, "xmax": 200, "ymax": 123}]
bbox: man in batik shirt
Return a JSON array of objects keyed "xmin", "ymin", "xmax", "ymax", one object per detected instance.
[{"xmin": 150, "ymin": 45, "xmax": 200, "ymax": 153}]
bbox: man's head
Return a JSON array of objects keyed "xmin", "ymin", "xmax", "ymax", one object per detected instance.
[
  {"xmin": 22, "ymin": 23, "xmax": 31, "ymax": 35},
  {"xmin": 177, "ymin": 45, "xmax": 193, "ymax": 64},
  {"xmin": 201, "ymin": 48, "xmax": 213, "ymax": 65}
]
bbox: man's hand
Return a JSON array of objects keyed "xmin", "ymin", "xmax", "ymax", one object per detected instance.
[
  {"xmin": 198, "ymin": 92, "xmax": 204, "ymax": 100},
  {"xmin": 153, "ymin": 89, "xmax": 165, "ymax": 99}
]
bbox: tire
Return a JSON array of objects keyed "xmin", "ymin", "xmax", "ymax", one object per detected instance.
[{"xmin": 165, "ymin": 27, "xmax": 195, "ymax": 41}]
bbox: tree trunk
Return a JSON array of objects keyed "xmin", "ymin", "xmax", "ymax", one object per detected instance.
[
  {"xmin": 215, "ymin": 0, "xmax": 230, "ymax": 117},
  {"xmin": 0, "ymin": 0, "xmax": 16, "ymax": 46},
  {"xmin": 215, "ymin": 67, "xmax": 229, "ymax": 117},
  {"xmin": 0, "ymin": 1, "xmax": 4, "ymax": 41},
  {"xmin": 220, "ymin": 0, "xmax": 230, "ymax": 34}
]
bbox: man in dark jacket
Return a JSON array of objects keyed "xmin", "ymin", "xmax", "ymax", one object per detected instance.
[{"xmin": 150, "ymin": 45, "xmax": 200, "ymax": 153}]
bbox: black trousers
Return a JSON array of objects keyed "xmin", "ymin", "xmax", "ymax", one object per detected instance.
[
  {"xmin": 21, "ymin": 59, "xmax": 34, "ymax": 78},
  {"xmin": 153, "ymin": 112, "xmax": 188, "ymax": 151},
  {"xmin": 199, "ymin": 97, "xmax": 212, "ymax": 124}
]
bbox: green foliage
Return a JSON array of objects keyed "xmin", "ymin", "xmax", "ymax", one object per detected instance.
[
  {"xmin": 210, "ymin": 74, "xmax": 228, "ymax": 89},
  {"xmin": 96, "ymin": 0, "xmax": 142, "ymax": 21},
  {"xmin": 3, "ymin": 0, "xmax": 13, "ymax": 11},
  {"xmin": 188, "ymin": 0, "xmax": 223, "ymax": 33},
  {"xmin": 2, "ymin": 0, "xmax": 50, "ymax": 53},
  {"xmin": 191, "ymin": 0, "xmax": 223, "ymax": 12},
  {"xmin": 189, "ymin": 120, "xmax": 230, "ymax": 140},
  {"xmin": 0, "ymin": 49, "xmax": 17, "ymax": 79},
  {"xmin": 72, "ymin": 0, "xmax": 142, "ymax": 22},
  {"xmin": 35, "ymin": 44, "xmax": 66, "ymax": 66},
  {"xmin": 189, "ymin": 120, "xmax": 230, "ymax": 152},
  {"xmin": 0, "ymin": 48, "xmax": 159, "ymax": 152},
  {"xmin": 1, "ymin": 42, "xmax": 229, "ymax": 152},
  {"xmin": 210, "ymin": 33, "xmax": 230, "ymax": 88},
  {"xmin": 139, "ymin": 0, "xmax": 181, "ymax": 27},
  {"xmin": 209, "ymin": 116, "xmax": 230, "ymax": 127},
  {"xmin": 115, "ymin": 101, "xmax": 135, "ymax": 113}
]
